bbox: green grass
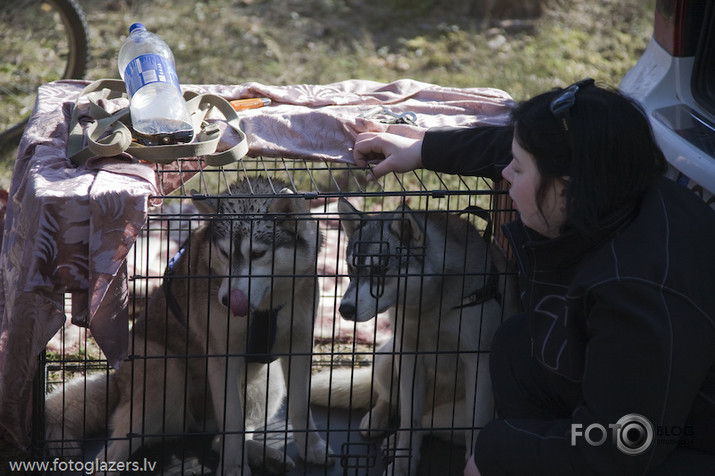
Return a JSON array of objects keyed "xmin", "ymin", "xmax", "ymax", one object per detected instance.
[{"xmin": 0, "ymin": 0, "xmax": 655, "ymax": 186}]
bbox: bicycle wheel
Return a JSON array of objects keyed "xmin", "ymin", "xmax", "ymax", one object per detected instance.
[{"xmin": 0, "ymin": 0, "xmax": 90, "ymax": 146}]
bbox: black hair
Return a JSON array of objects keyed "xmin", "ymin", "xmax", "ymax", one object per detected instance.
[{"xmin": 510, "ymin": 82, "xmax": 667, "ymax": 236}]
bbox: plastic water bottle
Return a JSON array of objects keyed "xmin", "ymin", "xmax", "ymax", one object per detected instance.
[{"xmin": 118, "ymin": 23, "xmax": 193, "ymax": 145}]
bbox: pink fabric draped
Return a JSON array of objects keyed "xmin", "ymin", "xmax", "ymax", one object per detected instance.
[{"xmin": 0, "ymin": 78, "xmax": 512, "ymax": 448}]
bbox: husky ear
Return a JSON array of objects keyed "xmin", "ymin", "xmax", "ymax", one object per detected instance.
[
  {"xmin": 390, "ymin": 204, "xmax": 424, "ymax": 247},
  {"xmin": 267, "ymin": 187, "xmax": 309, "ymax": 216},
  {"xmin": 338, "ymin": 198, "xmax": 362, "ymax": 237},
  {"xmin": 191, "ymin": 190, "xmax": 219, "ymax": 216}
]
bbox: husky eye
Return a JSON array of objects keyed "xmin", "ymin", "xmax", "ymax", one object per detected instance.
[
  {"xmin": 215, "ymin": 245, "xmax": 230, "ymax": 259},
  {"xmin": 250, "ymin": 249, "xmax": 267, "ymax": 260}
]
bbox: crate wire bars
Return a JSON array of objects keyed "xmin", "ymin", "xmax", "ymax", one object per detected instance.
[{"xmin": 38, "ymin": 157, "xmax": 516, "ymax": 476}]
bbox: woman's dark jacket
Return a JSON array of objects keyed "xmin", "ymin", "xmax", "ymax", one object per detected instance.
[{"xmin": 422, "ymin": 126, "xmax": 715, "ymax": 475}]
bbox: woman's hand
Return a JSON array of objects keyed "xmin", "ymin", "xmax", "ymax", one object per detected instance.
[{"xmin": 352, "ymin": 132, "xmax": 424, "ymax": 180}]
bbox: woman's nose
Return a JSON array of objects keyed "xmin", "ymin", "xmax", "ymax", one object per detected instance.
[{"xmin": 501, "ymin": 162, "xmax": 512, "ymax": 183}]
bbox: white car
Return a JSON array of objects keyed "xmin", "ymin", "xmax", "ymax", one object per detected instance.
[{"xmin": 620, "ymin": 0, "xmax": 715, "ymax": 208}]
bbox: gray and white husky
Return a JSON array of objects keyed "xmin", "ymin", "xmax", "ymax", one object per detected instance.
[
  {"xmin": 311, "ymin": 198, "xmax": 502, "ymax": 476},
  {"xmin": 45, "ymin": 177, "xmax": 332, "ymax": 475}
]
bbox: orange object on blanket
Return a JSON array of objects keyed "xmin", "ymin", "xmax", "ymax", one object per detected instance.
[{"xmin": 230, "ymin": 97, "xmax": 271, "ymax": 111}]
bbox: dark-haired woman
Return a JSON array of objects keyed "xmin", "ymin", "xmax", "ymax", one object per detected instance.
[{"xmin": 352, "ymin": 81, "xmax": 715, "ymax": 475}]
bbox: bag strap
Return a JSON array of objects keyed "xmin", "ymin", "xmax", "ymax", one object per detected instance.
[
  {"xmin": 67, "ymin": 79, "xmax": 248, "ymax": 167},
  {"xmin": 67, "ymin": 79, "xmax": 128, "ymax": 163}
]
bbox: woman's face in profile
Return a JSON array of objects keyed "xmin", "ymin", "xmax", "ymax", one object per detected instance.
[{"xmin": 502, "ymin": 136, "xmax": 568, "ymax": 238}]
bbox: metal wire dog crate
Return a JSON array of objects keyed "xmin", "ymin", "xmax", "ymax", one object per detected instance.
[{"xmin": 36, "ymin": 157, "xmax": 517, "ymax": 475}]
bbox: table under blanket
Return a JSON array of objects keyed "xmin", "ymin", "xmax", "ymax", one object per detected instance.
[{"xmin": 0, "ymin": 78, "xmax": 513, "ymax": 449}]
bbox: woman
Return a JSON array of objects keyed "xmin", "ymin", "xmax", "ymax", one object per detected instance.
[{"xmin": 352, "ymin": 81, "xmax": 715, "ymax": 475}]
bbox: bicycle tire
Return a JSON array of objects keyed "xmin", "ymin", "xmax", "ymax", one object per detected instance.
[
  {"xmin": 48, "ymin": 0, "xmax": 90, "ymax": 80},
  {"xmin": 0, "ymin": 0, "xmax": 90, "ymax": 148}
]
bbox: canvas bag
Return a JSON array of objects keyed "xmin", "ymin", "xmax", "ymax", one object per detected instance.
[{"xmin": 66, "ymin": 79, "xmax": 248, "ymax": 167}]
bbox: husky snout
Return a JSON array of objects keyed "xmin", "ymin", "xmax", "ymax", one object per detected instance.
[
  {"xmin": 338, "ymin": 283, "xmax": 357, "ymax": 320},
  {"xmin": 219, "ymin": 276, "xmax": 257, "ymax": 317},
  {"xmin": 224, "ymin": 288, "xmax": 249, "ymax": 317},
  {"xmin": 338, "ymin": 281, "xmax": 387, "ymax": 322},
  {"xmin": 339, "ymin": 299, "xmax": 385, "ymax": 323},
  {"xmin": 219, "ymin": 281, "xmax": 250, "ymax": 317},
  {"xmin": 338, "ymin": 300, "xmax": 357, "ymax": 321}
]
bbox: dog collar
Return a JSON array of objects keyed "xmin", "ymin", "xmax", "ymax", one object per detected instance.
[
  {"xmin": 454, "ymin": 275, "xmax": 500, "ymax": 309},
  {"xmin": 163, "ymin": 244, "xmax": 188, "ymax": 323},
  {"xmin": 246, "ymin": 306, "xmax": 282, "ymax": 364}
]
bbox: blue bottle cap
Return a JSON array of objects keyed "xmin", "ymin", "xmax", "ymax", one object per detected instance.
[{"xmin": 129, "ymin": 23, "xmax": 146, "ymax": 34}]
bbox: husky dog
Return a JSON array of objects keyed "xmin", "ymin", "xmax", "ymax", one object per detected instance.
[
  {"xmin": 45, "ymin": 177, "xmax": 332, "ymax": 475},
  {"xmin": 311, "ymin": 199, "xmax": 501, "ymax": 476}
]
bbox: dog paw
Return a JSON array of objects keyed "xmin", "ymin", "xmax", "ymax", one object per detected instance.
[
  {"xmin": 359, "ymin": 403, "xmax": 391, "ymax": 439},
  {"xmin": 247, "ymin": 439, "xmax": 295, "ymax": 474},
  {"xmin": 302, "ymin": 436, "xmax": 335, "ymax": 467},
  {"xmin": 361, "ymin": 426, "xmax": 388, "ymax": 439}
]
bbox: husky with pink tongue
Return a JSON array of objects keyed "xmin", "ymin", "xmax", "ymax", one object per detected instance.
[{"xmin": 45, "ymin": 177, "xmax": 332, "ymax": 476}]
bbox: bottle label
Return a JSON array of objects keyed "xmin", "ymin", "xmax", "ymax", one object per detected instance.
[{"xmin": 123, "ymin": 53, "xmax": 181, "ymax": 97}]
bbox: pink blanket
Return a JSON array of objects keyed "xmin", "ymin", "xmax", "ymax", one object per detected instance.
[{"xmin": 0, "ymin": 79, "xmax": 512, "ymax": 448}]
